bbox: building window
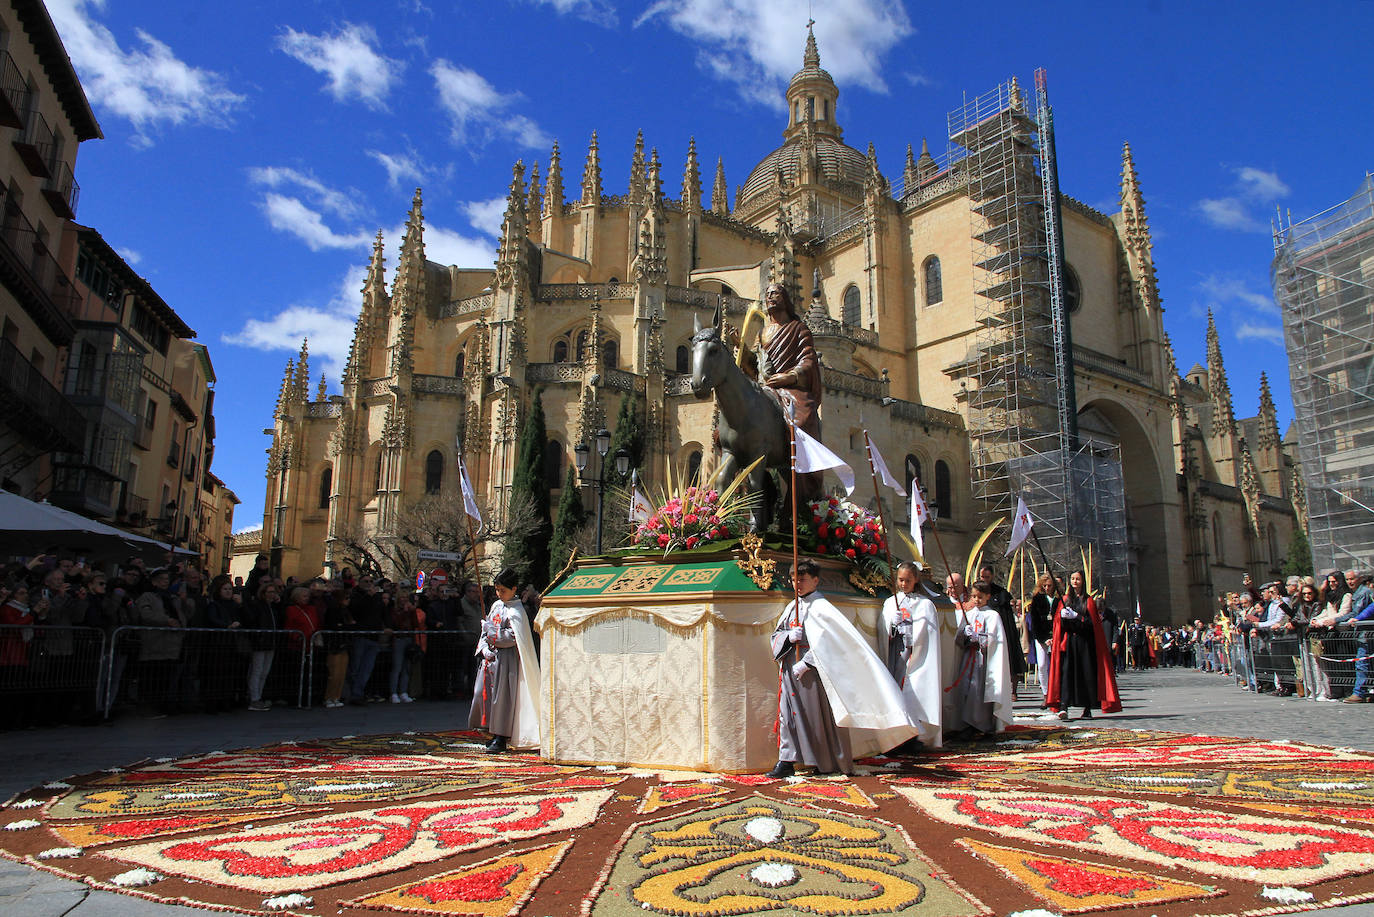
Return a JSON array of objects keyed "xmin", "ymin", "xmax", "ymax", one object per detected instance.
[
  {"xmin": 1212, "ymin": 512, "xmax": 1224, "ymax": 564},
  {"xmin": 374, "ymin": 451, "xmax": 384, "ymax": 492},
  {"xmin": 454, "ymin": 350, "xmax": 465, "ymax": 377},
  {"xmin": 924, "ymin": 256, "xmax": 943, "ymax": 306},
  {"xmin": 904, "ymin": 454, "xmax": 922, "ymax": 497},
  {"xmin": 1268, "ymin": 524, "xmax": 1279, "ymax": 568},
  {"xmin": 842, "ymin": 285, "xmax": 860, "ymax": 326},
  {"xmin": 1063, "ymin": 264, "xmax": 1081, "ymax": 313},
  {"xmin": 604, "ymin": 339, "xmax": 618, "ymax": 370},
  {"xmin": 425, "ymin": 450, "xmax": 443, "ymax": 494},
  {"xmin": 145, "ymin": 399, "xmax": 157, "ymax": 429},
  {"xmin": 318, "ymin": 467, "xmax": 332, "ymax": 509},
  {"xmin": 687, "ymin": 450, "xmax": 703, "ymax": 487},
  {"xmin": 675, "ymin": 345, "xmax": 689, "ymax": 375},
  {"xmin": 576, "ymin": 331, "xmax": 588, "ymax": 362},
  {"xmin": 935, "ymin": 460, "xmax": 952, "ymax": 519},
  {"xmin": 554, "ymin": 340, "xmax": 568, "ymax": 363},
  {"xmin": 544, "ymin": 439, "xmax": 562, "ymax": 491}
]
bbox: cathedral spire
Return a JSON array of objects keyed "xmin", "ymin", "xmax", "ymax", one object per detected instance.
[
  {"xmin": 544, "ymin": 141, "xmax": 564, "ymax": 217},
  {"xmin": 648, "ymin": 147, "xmax": 664, "ymax": 213},
  {"xmin": 681, "ymin": 137, "xmax": 701, "ymax": 213},
  {"xmin": 496, "ymin": 160, "xmax": 527, "ymax": 288},
  {"xmin": 629, "ymin": 129, "xmax": 647, "ymax": 206},
  {"xmin": 903, "ymin": 143, "xmax": 917, "ymax": 191},
  {"xmin": 711, "ymin": 156, "xmax": 729, "ymax": 216},
  {"xmin": 1206, "ymin": 309, "xmax": 1236, "ymax": 434},
  {"xmin": 803, "ymin": 19, "xmax": 820, "ymax": 69},
  {"xmin": 581, "ymin": 130, "xmax": 601, "ymax": 206},
  {"xmin": 275, "ymin": 358, "xmax": 295, "ymax": 419},
  {"xmin": 316, "ymin": 372, "xmax": 327, "ymax": 402},
  {"xmin": 294, "ymin": 338, "xmax": 310, "ymax": 402},
  {"xmin": 525, "ymin": 160, "xmax": 542, "ymax": 228},
  {"xmin": 916, "ymin": 137, "xmax": 936, "ymax": 180},
  {"xmin": 1257, "ymin": 372, "xmax": 1281, "ymax": 450}
]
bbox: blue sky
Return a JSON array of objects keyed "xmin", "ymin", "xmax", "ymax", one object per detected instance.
[{"xmin": 48, "ymin": 0, "xmax": 1372, "ymax": 526}]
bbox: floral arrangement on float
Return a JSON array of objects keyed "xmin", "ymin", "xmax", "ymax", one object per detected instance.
[
  {"xmin": 798, "ymin": 496, "xmax": 894, "ymax": 593},
  {"xmin": 629, "ymin": 457, "xmax": 760, "ymax": 555}
]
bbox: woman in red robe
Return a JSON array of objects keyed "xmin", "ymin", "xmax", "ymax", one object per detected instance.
[{"xmin": 1047, "ymin": 570, "xmax": 1122, "ymax": 719}]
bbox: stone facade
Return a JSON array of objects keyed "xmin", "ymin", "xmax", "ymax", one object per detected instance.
[{"xmin": 260, "ymin": 28, "xmax": 1298, "ymax": 623}]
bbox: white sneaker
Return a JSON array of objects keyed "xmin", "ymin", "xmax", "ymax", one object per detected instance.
[
  {"xmin": 400, "ymin": 693, "xmax": 414, "ymax": 703},
  {"xmin": 390, "ymin": 694, "xmax": 401, "ymax": 704},
  {"xmin": 324, "ymin": 699, "xmax": 342, "ymax": 708}
]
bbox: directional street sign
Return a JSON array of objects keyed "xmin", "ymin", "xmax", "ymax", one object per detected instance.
[{"xmin": 417, "ymin": 549, "xmax": 462, "ymax": 563}]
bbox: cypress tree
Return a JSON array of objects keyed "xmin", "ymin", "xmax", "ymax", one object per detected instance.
[
  {"xmin": 549, "ymin": 464, "xmax": 590, "ymax": 580},
  {"xmin": 1281, "ymin": 527, "xmax": 1314, "ymax": 578},
  {"xmin": 507, "ymin": 387, "xmax": 552, "ymax": 587},
  {"xmin": 606, "ymin": 392, "xmax": 647, "ymax": 489}
]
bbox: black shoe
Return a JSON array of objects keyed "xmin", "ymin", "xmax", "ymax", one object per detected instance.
[
  {"xmin": 1080, "ymin": 709, "xmax": 1093, "ymax": 719},
  {"xmin": 485, "ymin": 736, "xmax": 508, "ymax": 753},
  {"xmin": 765, "ymin": 761, "xmax": 795, "ymax": 779}
]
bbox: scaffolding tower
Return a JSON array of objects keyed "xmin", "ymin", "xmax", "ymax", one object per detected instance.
[
  {"xmin": 948, "ymin": 72, "xmax": 1130, "ymax": 600},
  {"xmin": 1273, "ymin": 175, "xmax": 1374, "ymax": 574}
]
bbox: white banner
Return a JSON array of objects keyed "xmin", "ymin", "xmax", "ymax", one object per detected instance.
[
  {"xmin": 1006, "ymin": 495, "xmax": 1033, "ymax": 556},
  {"xmin": 864, "ymin": 432, "xmax": 906, "ymax": 496},
  {"xmin": 792, "ymin": 425, "xmax": 855, "ymax": 495}
]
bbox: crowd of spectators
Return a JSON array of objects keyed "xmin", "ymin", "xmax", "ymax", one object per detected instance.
[{"xmin": 0, "ymin": 553, "xmax": 543, "ymax": 728}]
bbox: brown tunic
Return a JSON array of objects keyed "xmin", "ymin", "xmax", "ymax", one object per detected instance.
[{"xmin": 762, "ymin": 316, "xmax": 823, "ymax": 502}]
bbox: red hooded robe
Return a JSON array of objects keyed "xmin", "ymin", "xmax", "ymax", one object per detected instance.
[{"xmin": 1046, "ymin": 594, "xmax": 1123, "ymax": 714}]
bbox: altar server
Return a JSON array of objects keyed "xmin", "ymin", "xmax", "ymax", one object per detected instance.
[
  {"xmin": 945, "ymin": 580, "xmax": 1014, "ymax": 738},
  {"xmin": 468, "ymin": 567, "xmax": 541, "ymax": 752},
  {"xmin": 768, "ymin": 559, "xmax": 918, "ymax": 778},
  {"xmin": 880, "ymin": 561, "xmax": 942, "ymax": 748}
]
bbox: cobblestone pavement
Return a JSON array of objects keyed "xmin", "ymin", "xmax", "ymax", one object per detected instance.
[{"xmin": 1, "ymin": 668, "xmax": 1372, "ymax": 916}]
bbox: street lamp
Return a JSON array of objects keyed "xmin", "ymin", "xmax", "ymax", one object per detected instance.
[{"xmin": 575, "ymin": 429, "xmax": 624, "ymax": 554}]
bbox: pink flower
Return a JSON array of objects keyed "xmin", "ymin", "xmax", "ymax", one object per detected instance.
[{"xmin": 657, "ymin": 535, "xmax": 670, "ymax": 547}]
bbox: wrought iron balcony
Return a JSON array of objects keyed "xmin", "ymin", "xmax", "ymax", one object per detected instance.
[
  {"xmin": 0, "ymin": 201, "xmax": 80, "ymax": 343},
  {"xmin": 0, "ymin": 335, "xmax": 84, "ymax": 453},
  {"xmin": 0, "ymin": 49, "xmax": 23, "ymax": 129},
  {"xmin": 13, "ymin": 105, "xmax": 53, "ymax": 178},
  {"xmin": 42, "ymin": 159, "xmax": 78, "ymax": 219}
]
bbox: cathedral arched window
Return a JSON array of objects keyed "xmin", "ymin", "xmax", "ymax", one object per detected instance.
[
  {"xmin": 373, "ymin": 450, "xmax": 383, "ymax": 493},
  {"xmin": 935, "ymin": 460, "xmax": 952, "ymax": 519},
  {"xmin": 1268, "ymin": 524, "xmax": 1279, "ymax": 568},
  {"xmin": 1212, "ymin": 512, "xmax": 1224, "ymax": 564},
  {"xmin": 604, "ymin": 339, "xmax": 618, "ymax": 370},
  {"xmin": 924, "ymin": 256, "xmax": 943, "ymax": 306},
  {"xmin": 318, "ymin": 467, "xmax": 332, "ymax": 510},
  {"xmin": 675, "ymin": 345, "xmax": 689, "ymax": 375},
  {"xmin": 425, "ymin": 450, "xmax": 443, "ymax": 495},
  {"xmin": 455, "ymin": 350, "xmax": 466, "ymax": 377},
  {"xmin": 576, "ymin": 331, "xmax": 588, "ymax": 362},
  {"xmin": 544, "ymin": 440, "xmax": 563, "ymax": 491},
  {"xmin": 904, "ymin": 454, "xmax": 922, "ymax": 499},
  {"xmin": 687, "ymin": 450, "xmax": 703, "ymax": 487},
  {"xmin": 554, "ymin": 340, "xmax": 569, "ymax": 363},
  {"xmin": 1063, "ymin": 264, "xmax": 1082, "ymax": 314},
  {"xmin": 842, "ymin": 285, "xmax": 861, "ymax": 326}
]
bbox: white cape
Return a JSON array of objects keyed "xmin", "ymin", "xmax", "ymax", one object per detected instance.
[
  {"xmin": 477, "ymin": 599, "xmax": 543, "ymax": 751},
  {"xmin": 959, "ymin": 604, "xmax": 1015, "ymax": 731},
  {"xmin": 882, "ymin": 593, "xmax": 942, "ymax": 748},
  {"xmin": 783, "ymin": 593, "xmax": 919, "ymax": 758}
]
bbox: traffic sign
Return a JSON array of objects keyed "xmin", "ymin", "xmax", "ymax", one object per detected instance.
[
  {"xmin": 417, "ymin": 549, "xmax": 462, "ymax": 563},
  {"xmin": 429, "ymin": 568, "xmax": 449, "ymax": 586}
]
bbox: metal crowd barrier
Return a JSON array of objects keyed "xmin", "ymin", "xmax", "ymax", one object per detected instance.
[
  {"xmin": 0, "ymin": 624, "xmax": 106, "ymax": 697},
  {"xmin": 1247, "ymin": 632, "xmax": 1303, "ymax": 694},
  {"xmin": 306, "ymin": 629, "xmax": 477, "ymax": 707},
  {"xmin": 1306, "ymin": 628, "xmax": 1363, "ymax": 699},
  {"xmin": 103, "ymin": 626, "xmax": 309, "ymax": 717}
]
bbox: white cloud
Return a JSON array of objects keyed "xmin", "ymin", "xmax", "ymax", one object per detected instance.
[
  {"xmin": 46, "ymin": 0, "xmax": 244, "ymax": 143},
  {"xmin": 459, "ymin": 197, "xmax": 508, "ymax": 237},
  {"xmin": 259, "ymin": 194, "xmax": 374, "ymax": 251},
  {"xmin": 116, "ymin": 247, "xmax": 142, "ymax": 265},
  {"xmin": 430, "ymin": 60, "xmax": 551, "ymax": 149},
  {"xmin": 276, "ymin": 23, "xmax": 403, "ymax": 111},
  {"xmin": 1197, "ymin": 273, "xmax": 1278, "ymax": 315},
  {"xmin": 368, "ymin": 149, "xmax": 426, "ymax": 188},
  {"xmin": 1198, "ymin": 165, "xmax": 1289, "ymax": 233},
  {"xmin": 249, "ymin": 167, "xmax": 362, "ymax": 219},
  {"xmin": 1235, "ymin": 321, "xmax": 1284, "ymax": 345},
  {"xmin": 635, "ymin": 0, "xmax": 913, "ymax": 106},
  {"xmin": 221, "ymin": 220, "xmax": 495, "ymax": 377},
  {"xmin": 521, "ymin": 0, "xmax": 618, "ymax": 27}
]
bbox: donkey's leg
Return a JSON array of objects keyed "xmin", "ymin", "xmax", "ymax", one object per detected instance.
[
  {"xmin": 747, "ymin": 465, "xmax": 772, "ymax": 533},
  {"xmin": 711, "ymin": 451, "xmax": 740, "ymax": 495}
]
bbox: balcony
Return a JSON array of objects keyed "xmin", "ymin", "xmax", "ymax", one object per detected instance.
[
  {"xmin": 118, "ymin": 490, "xmax": 149, "ymax": 527},
  {"xmin": 0, "ymin": 50, "xmax": 23, "ymax": 129},
  {"xmin": 0, "ymin": 201, "xmax": 80, "ymax": 344},
  {"xmin": 132, "ymin": 421, "xmax": 152, "ymax": 451},
  {"xmin": 42, "ymin": 159, "xmax": 79, "ymax": 219},
  {"xmin": 0, "ymin": 336, "xmax": 85, "ymax": 453},
  {"xmin": 13, "ymin": 106, "xmax": 54, "ymax": 178}
]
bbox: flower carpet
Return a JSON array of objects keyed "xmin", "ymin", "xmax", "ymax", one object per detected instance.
[{"xmin": 3, "ymin": 726, "xmax": 1374, "ymax": 916}]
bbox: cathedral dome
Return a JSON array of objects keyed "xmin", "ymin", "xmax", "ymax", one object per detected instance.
[{"xmin": 736, "ymin": 25, "xmax": 869, "ymax": 215}]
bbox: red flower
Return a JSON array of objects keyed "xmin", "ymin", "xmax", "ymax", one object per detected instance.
[
  {"xmin": 818, "ymin": 524, "xmax": 829, "ymax": 538},
  {"xmin": 829, "ymin": 497, "xmax": 839, "ymax": 507},
  {"xmin": 657, "ymin": 534, "xmax": 670, "ymax": 547},
  {"xmin": 812, "ymin": 516, "xmax": 822, "ymax": 525},
  {"xmin": 710, "ymin": 515, "xmax": 721, "ymax": 525},
  {"xmin": 685, "ymin": 514, "xmax": 699, "ymax": 525},
  {"xmin": 834, "ymin": 526, "xmax": 846, "ymax": 539},
  {"xmin": 845, "ymin": 548, "xmax": 856, "ymax": 559},
  {"xmin": 818, "ymin": 545, "xmax": 827, "ymax": 554},
  {"xmin": 686, "ymin": 536, "xmax": 698, "ymax": 548}
]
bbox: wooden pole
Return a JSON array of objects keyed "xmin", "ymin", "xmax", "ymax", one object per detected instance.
[
  {"xmin": 916, "ymin": 475, "xmax": 955, "ymax": 578},
  {"xmin": 457, "ymin": 453, "xmax": 484, "ymax": 595},
  {"xmin": 788, "ymin": 406, "xmax": 802, "ymax": 627},
  {"xmin": 862, "ymin": 431, "xmax": 899, "ymax": 596}
]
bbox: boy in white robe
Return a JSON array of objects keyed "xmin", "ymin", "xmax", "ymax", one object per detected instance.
[
  {"xmin": 881, "ymin": 562, "xmax": 942, "ymax": 748},
  {"xmin": 768, "ymin": 559, "xmax": 918, "ymax": 778},
  {"xmin": 945, "ymin": 580, "xmax": 1014, "ymax": 738}
]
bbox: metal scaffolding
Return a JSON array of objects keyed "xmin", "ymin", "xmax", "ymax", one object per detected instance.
[
  {"xmin": 947, "ymin": 72, "xmax": 1129, "ymax": 598},
  {"xmin": 1272, "ymin": 175, "xmax": 1374, "ymax": 573}
]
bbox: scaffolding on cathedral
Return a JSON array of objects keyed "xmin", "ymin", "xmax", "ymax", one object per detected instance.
[
  {"xmin": 947, "ymin": 72, "xmax": 1130, "ymax": 599},
  {"xmin": 1272, "ymin": 174, "xmax": 1374, "ymax": 573}
]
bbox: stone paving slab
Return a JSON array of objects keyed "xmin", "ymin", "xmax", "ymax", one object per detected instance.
[{"xmin": 1, "ymin": 670, "xmax": 1372, "ymax": 915}]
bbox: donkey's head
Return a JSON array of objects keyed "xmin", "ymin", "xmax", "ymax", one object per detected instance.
[{"xmin": 689, "ymin": 312, "xmax": 728, "ymax": 399}]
